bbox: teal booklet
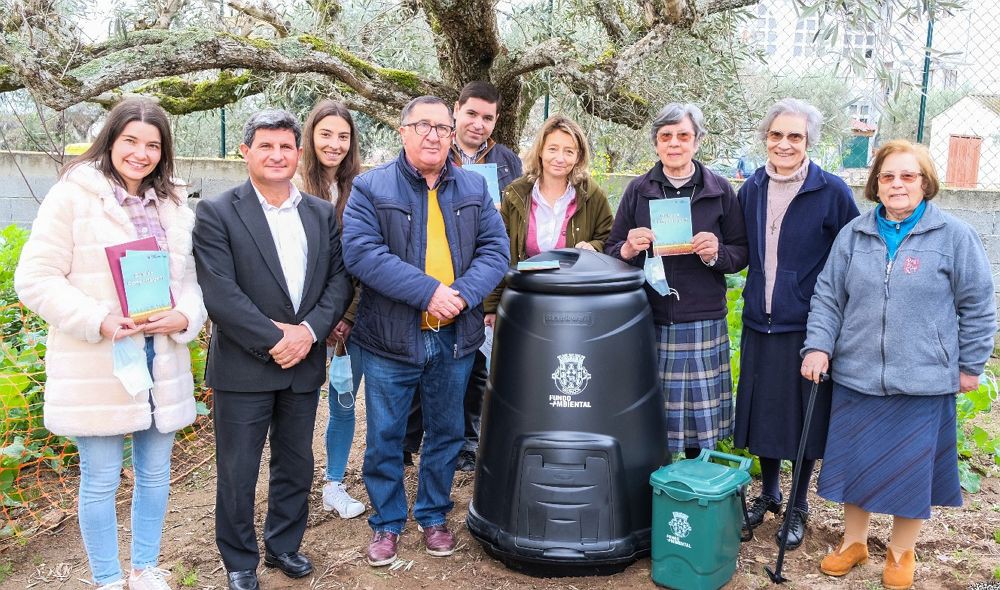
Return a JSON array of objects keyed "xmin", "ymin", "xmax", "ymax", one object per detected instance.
[
  {"xmin": 650, "ymin": 197, "xmax": 694, "ymax": 256},
  {"xmin": 516, "ymin": 260, "xmax": 561, "ymax": 271},
  {"xmin": 463, "ymin": 163, "xmax": 501, "ymax": 205},
  {"xmin": 119, "ymin": 250, "xmax": 172, "ymax": 322}
]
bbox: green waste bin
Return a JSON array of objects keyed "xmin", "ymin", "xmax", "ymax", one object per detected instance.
[{"xmin": 649, "ymin": 449, "xmax": 752, "ymax": 590}]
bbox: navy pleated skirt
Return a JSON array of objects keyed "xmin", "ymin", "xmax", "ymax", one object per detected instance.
[
  {"xmin": 733, "ymin": 327, "xmax": 832, "ymax": 460},
  {"xmin": 816, "ymin": 383, "xmax": 962, "ymax": 519}
]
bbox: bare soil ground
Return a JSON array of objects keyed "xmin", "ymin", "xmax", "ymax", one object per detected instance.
[{"xmin": 1, "ymin": 387, "xmax": 998, "ymax": 590}]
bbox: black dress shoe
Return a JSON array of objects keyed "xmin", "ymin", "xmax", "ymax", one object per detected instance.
[
  {"xmin": 227, "ymin": 570, "xmax": 259, "ymax": 590},
  {"xmin": 775, "ymin": 507, "xmax": 808, "ymax": 550},
  {"xmin": 745, "ymin": 493, "xmax": 782, "ymax": 529},
  {"xmin": 456, "ymin": 450, "xmax": 476, "ymax": 472},
  {"xmin": 264, "ymin": 551, "xmax": 313, "ymax": 578}
]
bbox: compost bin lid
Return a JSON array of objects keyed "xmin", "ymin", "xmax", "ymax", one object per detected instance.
[
  {"xmin": 649, "ymin": 459, "xmax": 752, "ymax": 502},
  {"xmin": 505, "ymin": 248, "xmax": 645, "ymax": 294}
]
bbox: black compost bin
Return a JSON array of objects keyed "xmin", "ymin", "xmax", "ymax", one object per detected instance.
[{"xmin": 467, "ymin": 248, "xmax": 667, "ymax": 575}]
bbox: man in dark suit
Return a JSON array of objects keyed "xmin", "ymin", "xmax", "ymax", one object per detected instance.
[{"xmin": 193, "ymin": 109, "xmax": 352, "ymax": 590}]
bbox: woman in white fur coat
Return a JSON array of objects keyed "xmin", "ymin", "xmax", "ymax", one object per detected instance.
[{"xmin": 14, "ymin": 98, "xmax": 206, "ymax": 590}]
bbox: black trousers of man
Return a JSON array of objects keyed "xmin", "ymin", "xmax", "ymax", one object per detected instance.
[
  {"xmin": 405, "ymin": 349, "xmax": 488, "ymax": 455},
  {"xmin": 213, "ymin": 388, "xmax": 319, "ymax": 571}
]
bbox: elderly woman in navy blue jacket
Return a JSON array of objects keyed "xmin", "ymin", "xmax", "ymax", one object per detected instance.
[
  {"xmin": 605, "ymin": 102, "xmax": 748, "ymax": 460},
  {"xmin": 734, "ymin": 98, "xmax": 859, "ymax": 550},
  {"xmin": 802, "ymin": 140, "xmax": 995, "ymax": 590}
]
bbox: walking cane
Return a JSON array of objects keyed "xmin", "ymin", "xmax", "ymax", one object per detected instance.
[{"xmin": 765, "ymin": 372, "xmax": 829, "ymax": 584}]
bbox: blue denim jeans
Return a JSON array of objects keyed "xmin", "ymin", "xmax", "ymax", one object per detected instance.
[
  {"xmin": 76, "ymin": 338, "xmax": 176, "ymax": 585},
  {"xmin": 357, "ymin": 325, "xmax": 473, "ymax": 534},
  {"xmin": 324, "ymin": 343, "xmax": 364, "ymax": 482}
]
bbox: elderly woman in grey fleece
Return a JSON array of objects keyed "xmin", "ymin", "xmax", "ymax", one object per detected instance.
[{"xmin": 800, "ymin": 139, "xmax": 996, "ymax": 590}]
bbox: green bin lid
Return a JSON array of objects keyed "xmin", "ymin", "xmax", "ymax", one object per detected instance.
[{"xmin": 649, "ymin": 459, "xmax": 751, "ymax": 503}]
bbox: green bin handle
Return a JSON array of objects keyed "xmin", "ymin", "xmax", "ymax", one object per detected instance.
[{"xmin": 698, "ymin": 448, "xmax": 752, "ymax": 472}]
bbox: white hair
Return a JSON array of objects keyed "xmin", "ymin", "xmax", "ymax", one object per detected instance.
[{"xmin": 757, "ymin": 98, "xmax": 823, "ymax": 148}]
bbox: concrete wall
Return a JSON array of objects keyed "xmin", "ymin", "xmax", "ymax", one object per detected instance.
[
  {"xmin": 0, "ymin": 151, "xmax": 249, "ymax": 226},
  {"xmin": 4, "ymin": 150, "xmax": 1000, "ymax": 291}
]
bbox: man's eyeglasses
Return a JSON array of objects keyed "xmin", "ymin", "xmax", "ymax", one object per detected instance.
[
  {"xmin": 403, "ymin": 121, "xmax": 454, "ymax": 137},
  {"xmin": 877, "ymin": 171, "xmax": 923, "ymax": 185},
  {"xmin": 767, "ymin": 130, "xmax": 806, "ymax": 144}
]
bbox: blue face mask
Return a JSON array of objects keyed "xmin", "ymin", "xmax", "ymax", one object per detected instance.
[
  {"xmin": 643, "ymin": 252, "xmax": 680, "ymax": 299},
  {"xmin": 329, "ymin": 353, "xmax": 355, "ymax": 409},
  {"xmin": 112, "ymin": 334, "xmax": 153, "ymax": 397},
  {"xmin": 480, "ymin": 325, "xmax": 494, "ymax": 375}
]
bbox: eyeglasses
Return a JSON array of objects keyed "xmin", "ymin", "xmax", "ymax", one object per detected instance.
[
  {"xmin": 877, "ymin": 171, "xmax": 923, "ymax": 184},
  {"xmin": 656, "ymin": 131, "xmax": 695, "ymax": 143},
  {"xmin": 403, "ymin": 121, "xmax": 454, "ymax": 137},
  {"xmin": 767, "ymin": 131, "xmax": 806, "ymax": 144}
]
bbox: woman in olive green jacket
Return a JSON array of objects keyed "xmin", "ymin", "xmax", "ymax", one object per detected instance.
[{"xmin": 483, "ymin": 114, "xmax": 614, "ymax": 322}]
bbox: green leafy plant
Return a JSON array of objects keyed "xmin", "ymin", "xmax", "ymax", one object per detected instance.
[
  {"xmin": 175, "ymin": 564, "xmax": 199, "ymax": 587},
  {"xmin": 716, "ymin": 273, "xmax": 759, "ymax": 476},
  {"xmin": 956, "ymin": 373, "xmax": 999, "ymax": 493},
  {"xmin": 0, "ymin": 226, "xmax": 63, "ymax": 508}
]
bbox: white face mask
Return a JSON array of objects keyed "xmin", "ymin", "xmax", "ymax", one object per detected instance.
[
  {"xmin": 480, "ymin": 325, "xmax": 494, "ymax": 376},
  {"xmin": 328, "ymin": 352, "xmax": 355, "ymax": 409},
  {"xmin": 112, "ymin": 333, "xmax": 153, "ymax": 397},
  {"xmin": 643, "ymin": 251, "xmax": 680, "ymax": 299}
]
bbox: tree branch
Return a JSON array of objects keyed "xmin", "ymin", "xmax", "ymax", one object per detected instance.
[
  {"xmin": 226, "ymin": 0, "xmax": 290, "ymax": 37},
  {"xmin": 499, "ymin": 38, "xmax": 572, "ymax": 82},
  {"xmin": 592, "ymin": 0, "xmax": 629, "ymax": 42},
  {"xmin": 696, "ymin": 0, "xmax": 759, "ymax": 14},
  {"xmin": 154, "ymin": 0, "xmax": 187, "ymax": 30},
  {"xmin": 0, "ymin": 29, "xmax": 449, "ymax": 111}
]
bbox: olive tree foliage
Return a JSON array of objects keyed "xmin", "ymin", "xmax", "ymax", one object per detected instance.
[{"xmin": 0, "ymin": 0, "xmax": 963, "ymax": 157}]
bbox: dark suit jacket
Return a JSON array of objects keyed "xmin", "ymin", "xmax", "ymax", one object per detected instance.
[{"xmin": 193, "ymin": 179, "xmax": 353, "ymax": 393}]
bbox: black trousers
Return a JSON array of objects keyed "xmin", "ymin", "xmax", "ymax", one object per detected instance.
[
  {"xmin": 213, "ymin": 388, "xmax": 319, "ymax": 571},
  {"xmin": 405, "ymin": 349, "xmax": 487, "ymax": 452}
]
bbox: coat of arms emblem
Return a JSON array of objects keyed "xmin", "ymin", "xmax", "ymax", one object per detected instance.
[
  {"xmin": 551, "ymin": 353, "xmax": 592, "ymax": 396},
  {"xmin": 668, "ymin": 511, "xmax": 692, "ymax": 539}
]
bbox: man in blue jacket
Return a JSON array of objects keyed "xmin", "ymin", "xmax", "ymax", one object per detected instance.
[
  {"xmin": 404, "ymin": 81, "xmax": 523, "ymax": 472},
  {"xmin": 342, "ymin": 96, "xmax": 509, "ymax": 567}
]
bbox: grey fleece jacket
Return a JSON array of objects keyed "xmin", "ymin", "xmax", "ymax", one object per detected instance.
[{"xmin": 803, "ymin": 202, "xmax": 996, "ymax": 396}]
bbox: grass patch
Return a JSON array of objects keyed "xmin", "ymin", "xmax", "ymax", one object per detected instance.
[{"xmin": 0, "ymin": 561, "xmax": 12, "ymax": 584}]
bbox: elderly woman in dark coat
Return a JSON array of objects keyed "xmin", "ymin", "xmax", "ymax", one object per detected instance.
[
  {"xmin": 605, "ymin": 102, "xmax": 748, "ymax": 459},
  {"xmin": 733, "ymin": 98, "xmax": 859, "ymax": 550}
]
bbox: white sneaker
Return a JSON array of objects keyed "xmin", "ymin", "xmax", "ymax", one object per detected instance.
[
  {"xmin": 128, "ymin": 567, "xmax": 172, "ymax": 590},
  {"xmin": 97, "ymin": 581, "xmax": 126, "ymax": 590},
  {"xmin": 322, "ymin": 481, "xmax": 365, "ymax": 518}
]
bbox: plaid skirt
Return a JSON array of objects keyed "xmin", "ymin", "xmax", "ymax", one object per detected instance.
[{"xmin": 657, "ymin": 318, "xmax": 734, "ymax": 452}]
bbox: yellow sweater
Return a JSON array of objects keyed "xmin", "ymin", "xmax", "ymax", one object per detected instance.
[{"xmin": 422, "ymin": 188, "xmax": 455, "ymax": 330}]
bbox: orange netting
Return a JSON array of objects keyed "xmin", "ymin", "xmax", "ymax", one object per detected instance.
[{"xmin": 0, "ymin": 301, "xmax": 214, "ymax": 552}]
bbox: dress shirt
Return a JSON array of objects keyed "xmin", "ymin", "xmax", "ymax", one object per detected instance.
[
  {"xmin": 252, "ymin": 182, "xmax": 316, "ymax": 342},
  {"xmin": 455, "ymin": 141, "xmax": 489, "ymax": 165},
  {"xmin": 530, "ymin": 180, "xmax": 576, "ymax": 252}
]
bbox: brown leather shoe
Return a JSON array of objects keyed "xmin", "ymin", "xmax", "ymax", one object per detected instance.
[
  {"xmin": 819, "ymin": 541, "xmax": 869, "ymax": 577},
  {"xmin": 883, "ymin": 546, "xmax": 916, "ymax": 590},
  {"xmin": 366, "ymin": 531, "xmax": 399, "ymax": 567},
  {"xmin": 419, "ymin": 523, "xmax": 457, "ymax": 557}
]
